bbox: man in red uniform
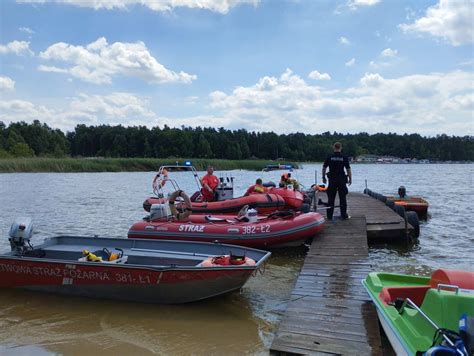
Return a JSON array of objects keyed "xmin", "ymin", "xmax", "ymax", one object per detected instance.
[{"xmin": 201, "ymin": 166, "xmax": 219, "ymax": 201}]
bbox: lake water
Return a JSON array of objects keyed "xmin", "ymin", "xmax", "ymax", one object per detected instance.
[{"xmin": 0, "ymin": 164, "xmax": 472, "ymax": 355}]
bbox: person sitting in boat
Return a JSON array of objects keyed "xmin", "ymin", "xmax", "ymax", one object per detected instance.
[
  {"xmin": 279, "ymin": 173, "xmax": 290, "ymax": 187},
  {"xmin": 244, "ymin": 178, "xmax": 267, "ymax": 196},
  {"xmin": 280, "ymin": 173, "xmax": 300, "ymax": 190},
  {"xmin": 200, "ymin": 165, "xmax": 219, "ymax": 201}
]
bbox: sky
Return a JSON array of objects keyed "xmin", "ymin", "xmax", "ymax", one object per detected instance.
[{"xmin": 0, "ymin": 0, "xmax": 473, "ymax": 136}]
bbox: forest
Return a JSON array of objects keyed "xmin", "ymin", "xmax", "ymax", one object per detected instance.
[{"xmin": 1, "ymin": 120, "xmax": 473, "ymax": 162}]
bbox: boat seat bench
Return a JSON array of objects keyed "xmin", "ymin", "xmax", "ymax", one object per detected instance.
[{"xmin": 39, "ymin": 246, "xmax": 206, "ymax": 267}]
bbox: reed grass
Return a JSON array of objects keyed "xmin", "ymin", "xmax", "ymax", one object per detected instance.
[{"xmin": 0, "ymin": 158, "xmax": 299, "ymax": 173}]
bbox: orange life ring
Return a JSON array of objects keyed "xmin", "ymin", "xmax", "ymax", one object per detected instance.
[
  {"xmin": 169, "ymin": 190, "xmax": 192, "ymax": 221},
  {"xmin": 314, "ymin": 184, "xmax": 328, "ymax": 192}
]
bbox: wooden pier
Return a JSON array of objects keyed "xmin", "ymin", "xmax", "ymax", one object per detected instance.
[
  {"xmin": 347, "ymin": 192, "xmax": 411, "ymax": 242},
  {"xmin": 270, "ymin": 191, "xmax": 415, "ymax": 354},
  {"xmin": 270, "ymin": 217, "xmax": 383, "ymax": 355},
  {"xmin": 317, "ymin": 192, "xmax": 413, "ymax": 243}
]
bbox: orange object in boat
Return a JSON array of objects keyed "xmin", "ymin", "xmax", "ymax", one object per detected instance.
[
  {"xmin": 199, "ymin": 255, "xmax": 256, "ymax": 267},
  {"xmin": 386, "ymin": 196, "xmax": 429, "ymax": 217},
  {"xmin": 429, "ymin": 269, "xmax": 474, "ymax": 290},
  {"xmin": 314, "ymin": 184, "xmax": 328, "ymax": 192}
]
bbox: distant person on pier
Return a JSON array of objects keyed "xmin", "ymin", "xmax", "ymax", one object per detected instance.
[
  {"xmin": 200, "ymin": 165, "xmax": 219, "ymax": 201},
  {"xmin": 322, "ymin": 142, "xmax": 352, "ymax": 220},
  {"xmin": 244, "ymin": 178, "xmax": 267, "ymax": 196}
]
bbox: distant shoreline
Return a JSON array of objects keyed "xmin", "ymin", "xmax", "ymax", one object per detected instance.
[{"xmin": 0, "ymin": 158, "xmax": 300, "ymax": 173}]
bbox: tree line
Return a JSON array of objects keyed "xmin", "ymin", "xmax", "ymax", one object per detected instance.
[{"xmin": 1, "ymin": 120, "xmax": 473, "ymax": 161}]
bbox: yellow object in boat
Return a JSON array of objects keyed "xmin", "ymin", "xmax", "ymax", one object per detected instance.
[{"xmin": 82, "ymin": 249, "xmax": 102, "ymax": 262}]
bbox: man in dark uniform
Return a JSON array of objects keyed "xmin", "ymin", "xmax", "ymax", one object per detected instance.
[{"xmin": 322, "ymin": 142, "xmax": 352, "ymax": 220}]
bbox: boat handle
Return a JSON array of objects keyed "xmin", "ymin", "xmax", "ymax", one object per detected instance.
[{"xmin": 437, "ymin": 284, "xmax": 459, "ymax": 294}]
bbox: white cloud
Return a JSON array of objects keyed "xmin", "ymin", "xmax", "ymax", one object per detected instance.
[
  {"xmin": 203, "ymin": 69, "xmax": 473, "ymax": 135},
  {"xmin": 37, "ymin": 64, "xmax": 69, "ymax": 73},
  {"xmin": 69, "ymin": 93, "xmax": 155, "ymax": 120},
  {"xmin": 347, "ymin": 0, "xmax": 380, "ymax": 10},
  {"xmin": 0, "ymin": 100, "xmax": 57, "ymax": 126},
  {"xmin": 381, "ymin": 48, "xmax": 398, "ymax": 57},
  {"xmin": 441, "ymin": 93, "xmax": 474, "ymax": 112},
  {"xmin": 0, "ymin": 92, "xmax": 156, "ymax": 131},
  {"xmin": 0, "ymin": 76, "xmax": 15, "ymax": 91},
  {"xmin": 339, "ymin": 36, "xmax": 350, "ymax": 45},
  {"xmin": 0, "ymin": 40, "xmax": 34, "ymax": 56},
  {"xmin": 39, "ymin": 37, "xmax": 196, "ymax": 84},
  {"xmin": 404, "ymin": 6, "xmax": 417, "ymax": 21},
  {"xmin": 400, "ymin": 0, "xmax": 473, "ymax": 46},
  {"xmin": 19, "ymin": 27, "xmax": 35, "ymax": 35},
  {"xmin": 345, "ymin": 58, "xmax": 356, "ymax": 67},
  {"xmin": 308, "ymin": 70, "xmax": 331, "ymax": 81},
  {"xmin": 370, "ymin": 48, "xmax": 400, "ymax": 68},
  {"xmin": 16, "ymin": 0, "xmax": 259, "ymax": 14},
  {"xmin": 2, "ymin": 70, "xmax": 472, "ymax": 135},
  {"xmin": 0, "ymin": 91, "xmax": 232, "ymax": 132},
  {"xmin": 359, "ymin": 73, "xmax": 384, "ymax": 87}
]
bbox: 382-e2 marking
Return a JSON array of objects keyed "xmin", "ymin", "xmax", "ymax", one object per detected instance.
[{"xmin": 242, "ymin": 225, "xmax": 271, "ymax": 234}]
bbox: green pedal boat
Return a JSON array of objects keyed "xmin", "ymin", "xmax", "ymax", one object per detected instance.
[{"xmin": 362, "ymin": 269, "xmax": 474, "ymax": 356}]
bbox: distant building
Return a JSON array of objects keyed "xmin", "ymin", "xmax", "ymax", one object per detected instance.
[
  {"xmin": 356, "ymin": 154, "xmax": 377, "ymax": 163},
  {"xmin": 376, "ymin": 156, "xmax": 399, "ymax": 163},
  {"xmin": 355, "ymin": 154, "xmax": 430, "ymax": 164}
]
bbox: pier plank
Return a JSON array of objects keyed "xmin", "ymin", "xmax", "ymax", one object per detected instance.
[{"xmin": 270, "ymin": 217, "xmax": 383, "ymax": 355}]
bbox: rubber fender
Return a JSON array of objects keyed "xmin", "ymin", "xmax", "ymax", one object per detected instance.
[
  {"xmin": 379, "ymin": 195, "xmax": 387, "ymax": 203},
  {"xmin": 263, "ymin": 181, "xmax": 276, "ymax": 188},
  {"xmin": 363, "ymin": 188, "xmax": 370, "ymax": 194},
  {"xmin": 143, "ymin": 201, "xmax": 151, "ymax": 212},
  {"xmin": 299, "ymin": 203, "xmax": 310, "ymax": 214},
  {"xmin": 386, "ymin": 200, "xmax": 395, "ymax": 209},
  {"xmin": 394, "ymin": 204, "xmax": 405, "ymax": 218},
  {"xmin": 405, "ymin": 211, "xmax": 420, "ymax": 238}
]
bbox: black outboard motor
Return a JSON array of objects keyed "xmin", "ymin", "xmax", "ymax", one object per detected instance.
[{"xmin": 398, "ymin": 186, "xmax": 407, "ymax": 198}]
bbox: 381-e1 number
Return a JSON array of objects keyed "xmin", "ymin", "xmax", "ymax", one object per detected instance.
[{"xmin": 114, "ymin": 272, "xmax": 151, "ymax": 284}]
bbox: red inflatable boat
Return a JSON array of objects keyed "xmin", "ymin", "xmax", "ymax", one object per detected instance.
[
  {"xmin": 143, "ymin": 164, "xmax": 306, "ymax": 214},
  {"xmin": 143, "ymin": 193, "xmax": 288, "ymax": 215},
  {"xmin": 128, "ymin": 212, "xmax": 325, "ymax": 248},
  {"xmin": 268, "ymin": 187, "xmax": 304, "ymax": 209}
]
